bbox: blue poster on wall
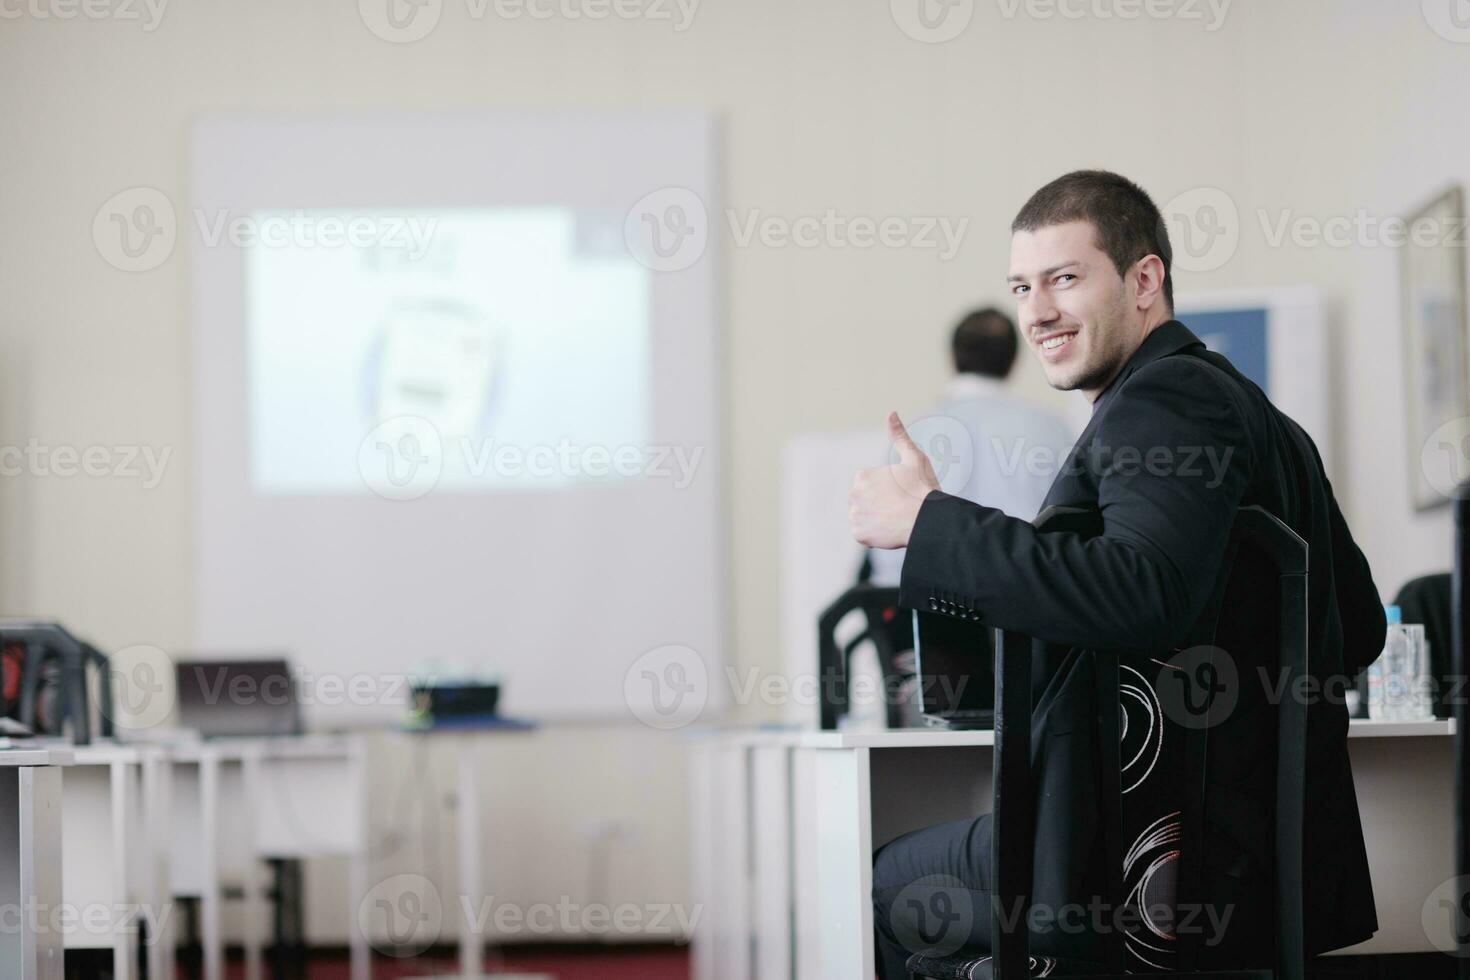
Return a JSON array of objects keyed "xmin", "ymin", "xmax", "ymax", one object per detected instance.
[{"xmin": 1181, "ymin": 308, "xmax": 1270, "ymax": 391}]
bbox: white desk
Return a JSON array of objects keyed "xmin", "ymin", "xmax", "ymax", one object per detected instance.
[
  {"xmin": 688, "ymin": 731, "xmax": 754, "ymax": 980},
  {"xmin": 52, "ymin": 741, "xmax": 171, "ymax": 980},
  {"xmin": 161, "ymin": 734, "xmax": 370, "ymax": 980},
  {"xmin": 398, "ymin": 725, "xmax": 550, "ymax": 980},
  {"xmin": 688, "ymin": 729, "xmax": 801, "ymax": 980},
  {"xmin": 0, "ymin": 746, "xmax": 71, "ymax": 980},
  {"xmin": 693, "ymin": 719, "xmax": 1460, "ymax": 979}
]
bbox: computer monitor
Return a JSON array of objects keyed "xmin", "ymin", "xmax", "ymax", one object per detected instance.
[
  {"xmin": 175, "ymin": 658, "xmax": 302, "ymax": 737},
  {"xmin": 912, "ymin": 611, "xmax": 995, "ymax": 729}
]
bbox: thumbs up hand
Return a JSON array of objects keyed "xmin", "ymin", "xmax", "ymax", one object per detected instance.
[{"xmin": 849, "ymin": 412, "xmax": 940, "ymax": 549}]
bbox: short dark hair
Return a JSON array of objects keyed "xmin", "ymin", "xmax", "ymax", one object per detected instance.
[
  {"xmin": 1010, "ymin": 170, "xmax": 1174, "ymax": 313},
  {"xmin": 951, "ymin": 307, "xmax": 1019, "ymax": 378}
]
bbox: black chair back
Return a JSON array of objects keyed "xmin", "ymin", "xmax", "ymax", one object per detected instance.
[
  {"xmin": 1391, "ymin": 573, "xmax": 1452, "ymax": 718},
  {"xmin": 0, "ymin": 620, "xmax": 99, "ymax": 744},
  {"xmin": 987, "ymin": 505, "xmax": 1307, "ymax": 980},
  {"xmin": 817, "ymin": 584, "xmax": 912, "ymax": 729}
]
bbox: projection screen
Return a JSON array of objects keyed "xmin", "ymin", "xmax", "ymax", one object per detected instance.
[{"xmin": 191, "ymin": 113, "xmax": 722, "ymax": 724}]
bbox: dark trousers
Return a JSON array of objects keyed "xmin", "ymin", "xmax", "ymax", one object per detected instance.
[
  {"xmin": 874, "ymin": 815, "xmax": 1272, "ymax": 978},
  {"xmin": 872, "ymin": 814, "xmax": 1106, "ymax": 979}
]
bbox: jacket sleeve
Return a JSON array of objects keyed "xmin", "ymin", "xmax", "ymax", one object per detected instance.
[{"xmin": 898, "ymin": 358, "xmax": 1255, "ymax": 652}]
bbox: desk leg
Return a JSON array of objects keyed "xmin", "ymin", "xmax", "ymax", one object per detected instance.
[
  {"xmin": 348, "ymin": 743, "xmax": 370, "ymax": 980},
  {"xmin": 109, "ymin": 762, "xmax": 136, "ymax": 980},
  {"xmin": 686, "ymin": 741, "xmax": 717, "ymax": 980},
  {"xmin": 457, "ymin": 741, "xmax": 483, "ymax": 978},
  {"xmin": 13, "ymin": 766, "xmax": 63, "ymax": 980},
  {"xmin": 141, "ymin": 755, "xmax": 174, "ymax": 980},
  {"xmin": 807, "ymin": 747, "xmax": 873, "ymax": 980},
  {"xmin": 241, "ymin": 756, "xmax": 265, "ymax": 980},
  {"xmin": 791, "ymin": 750, "xmax": 821, "ymax": 980},
  {"xmin": 752, "ymin": 745, "xmax": 793, "ymax": 980},
  {"xmin": 712, "ymin": 743, "xmax": 752, "ymax": 980},
  {"xmin": 201, "ymin": 755, "xmax": 223, "ymax": 980}
]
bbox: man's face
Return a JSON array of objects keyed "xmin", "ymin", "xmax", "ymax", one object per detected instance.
[{"xmin": 1007, "ymin": 220, "xmax": 1143, "ymax": 398}]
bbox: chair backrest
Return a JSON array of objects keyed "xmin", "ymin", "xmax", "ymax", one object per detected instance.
[
  {"xmin": 816, "ymin": 584, "xmax": 910, "ymax": 729},
  {"xmin": 0, "ymin": 620, "xmax": 95, "ymax": 744},
  {"xmin": 1392, "ymin": 573, "xmax": 1452, "ymax": 718},
  {"xmin": 989, "ymin": 505, "xmax": 1307, "ymax": 980}
]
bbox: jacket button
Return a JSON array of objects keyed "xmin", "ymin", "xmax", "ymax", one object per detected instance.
[{"xmin": 928, "ymin": 598, "xmax": 938, "ymax": 610}]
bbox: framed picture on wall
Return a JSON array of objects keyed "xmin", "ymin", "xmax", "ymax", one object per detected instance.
[{"xmin": 1401, "ymin": 185, "xmax": 1470, "ymax": 511}]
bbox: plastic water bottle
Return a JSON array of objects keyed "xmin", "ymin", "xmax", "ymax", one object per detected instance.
[
  {"xmin": 1413, "ymin": 633, "xmax": 1434, "ymax": 719},
  {"xmin": 1367, "ymin": 606, "xmax": 1433, "ymax": 721}
]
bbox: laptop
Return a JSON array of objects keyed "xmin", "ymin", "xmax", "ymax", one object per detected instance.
[
  {"xmin": 912, "ymin": 610, "xmax": 995, "ymax": 729},
  {"xmin": 175, "ymin": 658, "xmax": 303, "ymax": 737}
]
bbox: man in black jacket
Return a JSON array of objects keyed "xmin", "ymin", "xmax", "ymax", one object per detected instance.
[{"xmin": 850, "ymin": 170, "xmax": 1384, "ymax": 976}]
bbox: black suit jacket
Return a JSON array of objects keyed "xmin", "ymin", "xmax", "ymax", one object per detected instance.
[{"xmin": 900, "ymin": 319, "xmax": 1384, "ymax": 958}]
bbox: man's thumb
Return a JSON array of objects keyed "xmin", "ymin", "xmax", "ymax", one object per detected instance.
[{"xmin": 888, "ymin": 412, "xmax": 921, "ymax": 462}]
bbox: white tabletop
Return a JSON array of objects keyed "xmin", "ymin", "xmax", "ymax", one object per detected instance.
[
  {"xmin": 1346, "ymin": 718, "xmax": 1454, "ymax": 738},
  {"xmin": 0, "ymin": 745, "xmax": 73, "ymax": 766},
  {"xmin": 116, "ymin": 730, "xmax": 365, "ymax": 762},
  {"xmin": 195, "ymin": 732, "xmax": 364, "ymax": 759},
  {"xmin": 62, "ymin": 741, "xmax": 146, "ymax": 765}
]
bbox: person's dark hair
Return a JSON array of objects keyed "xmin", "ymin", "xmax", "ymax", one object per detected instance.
[
  {"xmin": 951, "ymin": 307, "xmax": 1019, "ymax": 378},
  {"xmin": 1010, "ymin": 170, "xmax": 1174, "ymax": 313}
]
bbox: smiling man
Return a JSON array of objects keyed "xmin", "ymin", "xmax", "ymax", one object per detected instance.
[{"xmin": 851, "ymin": 171, "xmax": 1384, "ymax": 975}]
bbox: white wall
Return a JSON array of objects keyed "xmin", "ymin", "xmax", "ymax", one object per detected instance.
[{"xmin": 0, "ymin": 0, "xmax": 1464, "ymax": 942}]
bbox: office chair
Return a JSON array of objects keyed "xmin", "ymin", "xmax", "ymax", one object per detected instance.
[
  {"xmin": 0, "ymin": 620, "xmax": 106, "ymax": 744},
  {"xmin": 817, "ymin": 583, "xmax": 914, "ymax": 729},
  {"xmin": 82, "ymin": 639, "xmax": 115, "ymax": 739},
  {"xmin": 905, "ymin": 505, "xmax": 1308, "ymax": 980},
  {"xmin": 1394, "ymin": 572, "xmax": 1452, "ymax": 718}
]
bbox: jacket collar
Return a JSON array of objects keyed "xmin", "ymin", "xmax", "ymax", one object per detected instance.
[{"xmin": 1090, "ymin": 318, "xmax": 1205, "ymax": 411}]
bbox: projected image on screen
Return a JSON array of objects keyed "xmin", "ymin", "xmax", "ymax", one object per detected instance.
[{"xmin": 246, "ymin": 208, "xmax": 650, "ymax": 495}]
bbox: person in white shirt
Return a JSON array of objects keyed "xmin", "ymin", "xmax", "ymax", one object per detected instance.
[{"xmin": 865, "ymin": 307, "xmax": 1076, "ymax": 586}]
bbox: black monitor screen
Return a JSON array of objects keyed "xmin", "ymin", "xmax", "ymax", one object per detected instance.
[
  {"xmin": 175, "ymin": 658, "xmax": 302, "ymax": 737},
  {"xmin": 912, "ymin": 611, "xmax": 995, "ymax": 725}
]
